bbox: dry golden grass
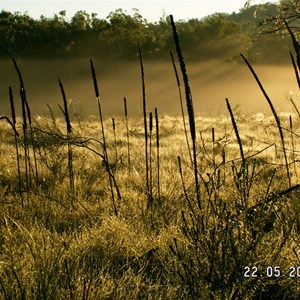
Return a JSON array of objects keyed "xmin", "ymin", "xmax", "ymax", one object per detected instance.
[{"xmin": 0, "ymin": 111, "xmax": 299, "ymax": 299}]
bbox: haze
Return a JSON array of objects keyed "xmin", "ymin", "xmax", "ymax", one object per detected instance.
[{"xmin": 0, "ymin": 57, "xmax": 298, "ymax": 119}]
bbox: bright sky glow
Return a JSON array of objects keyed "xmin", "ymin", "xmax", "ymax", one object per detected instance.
[{"xmin": 1, "ymin": 1, "xmax": 278, "ymax": 22}]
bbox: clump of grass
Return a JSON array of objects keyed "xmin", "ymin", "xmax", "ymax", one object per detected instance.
[{"xmin": 12, "ymin": 58, "xmax": 39, "ymax": 187}]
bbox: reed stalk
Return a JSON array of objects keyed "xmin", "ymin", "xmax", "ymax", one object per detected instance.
[
  {"xmin": 290, "ymin": 97, "xmax": 300, "ymax": 117},
  {"xmin": 90, "ymin": 59, "xmax": 118, "ymax": 215},
  {"xmin": 58, "ymin": 79, "xmax": 74, "ymax": 194},
  {"xmin": 170, "ymin": 15, "xmax": 201, "ymax": 210},
  {"xmin": 138, "ymin": 43, "xmax": 150, "ymax": 202},
  {"xmin": 226, "ymin": 98, "xmax": 245, "ymax": 167},
  {"xmin": 241, "ymin": 54, "xmax": 291, "ymax": 187},
  {"xmin": 12, "ymin": 58, "xmax": 39, "ymax": 186},
  {"xmin": 170, "ymin": 50, "xmax": 192, "ymax": 165},
  {"xmin": 212, "ymin": 127, "xmax": 216, "ymax": 172},
  {"xmin": 9, "ymin": 87, "xmax": 23, "ymax": 206},
  {"xmin": 112, "ymin": 117, "xmax": 117, "ymax": 162},
  {"xmin": 283, "ymin": 18, "xmax": 300, "ymax": 71},
  {"xmin": 20, "ymin": 86, "xmax": 29, "ymax": 191},
  {"xmin": 123, "ymin": 97, "xmax": 131, "ymax": 172},
  {"xmin": 290, "ymin": 52, "xmax": 300, "ymax": 90},
  {"xmin": 149, "ymin": 112, "xmax": 153, "ymax": 204},
  {"xmin": 290, "ymin": 115, "xmax": 297, "ymax": 177},
  {"xmin": 64, "ymin": 259, "xmax": 74, "ymax": 300},
  {"xmin": 155, "ymin": 107, "xmax": 160, "ymax": 200}
]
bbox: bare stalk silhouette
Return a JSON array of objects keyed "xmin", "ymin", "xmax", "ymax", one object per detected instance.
[
  {"xmin": 170, "ymin": 15, "xmax": 201, "ymax": 210},
  {"xmin": 90, "ymin": 59, "xmax": 118, "ymax": 215}
]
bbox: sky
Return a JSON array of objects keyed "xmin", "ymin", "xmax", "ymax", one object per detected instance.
[{"xmin": 1, "ymin": 0, "xmax": 278, "ymax": 23}]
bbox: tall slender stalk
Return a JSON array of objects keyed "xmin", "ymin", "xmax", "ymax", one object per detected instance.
[
  {"xmin": 289, "ymin": 115, "xmax": 297, "ymax": 177},
  {"xmin": 9, "ymin": 87, "xmax": 23, "ymax": 206},
  {"xmin": 112, "ymin": 117, "xmax": 117, "ymax": 162},
  {"xmin": 149, "ymin": 112, "xmax": 153, "ymax": 204},
  {"xmin": 212, "ymin": 127, "xmax": 216, "ymax": 172},
  {"xmin": 226, "ymin": 98, "xmax": 245, "ymax": 167},
  {"xmin": 12, "ymin": 58, "xmax": 39, "ymax": 185},
  {"xmin": 20, "ymin": 86, "xmax": 29, "ymax": 191},
  {"xmin": 170, "ymin": 15, "xmax": 201, "ymax": 210},
  {"xmin": 241, "ymin": 54, "xmax": 291, "ymax": 187},
  {"xmin": 283, "ymin": 18, "xmax": 300, "ymax": 71},
  {"xmin": 170, "ymin": 50, "xmax": 192, "ymax": 165},
  {"xmin": 290, "ymin": 97, "xmax": 300, "ymax": 117},
  {"xmin": 90, "ymin": 59, "xmax": 118, "ymax": 215},
  {"xmin": 138, "ymin": 43, "xmax": 150, "ymax": 201},
  {"xmin": 124, "ymin": 97, "xmax": 131, "ymax": 172},
  {"xmin": 58, "ymin": 79, "xmax": 74, "ymax": 194},
  {"xmin": 155, "ymin": 107, "xmax": 160, "ymax": 200},
  {"xmin": 290, "ymin": 51, "xmax": 300, "ymax": 90}
]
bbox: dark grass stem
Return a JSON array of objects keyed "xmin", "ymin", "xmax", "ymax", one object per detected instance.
[
  {"xmin": 289, "ymin": 115, "xmax": 297, "ymax": 177},
  {"xmin": 170, "ymin": 15, "xmax": 201, "ymax": 211},
  {"xmin": 283, "ymin": 18, "xmax": 300, "ymax": 71},
  {"xmin": 149, "ymin": 112, "xmax": 153, "ymax": 204},
  {"xmin": 212, "ymin": 127, "xmax": 216, "ymax": 172},
  {"xmin": 155, "ymin": 107, "xmax": 160, "ymax": 200},
  {"xmin": 9, "ymin": 87, "xmax": 23, "ymax": 206},
  {"xmin": 170, "ymin": 50, "xmax": 193, "ymax": 165},
  {"xmin": 13, "ymin": 58, "xmax": 39, "ymax": 186},
  {"xmin": 20, "ymin": 86, "xmax": 29, "ymax": 191},
  {"xmin": 290, "ymin": 97, "xmax": 300, "ymax": 117},
  {"xmin": 124, "ymin": 97, "xmax": 131, "ymax": 172},
  {"xmin": 290, "ymin": 52, "xmax": 300, "ymax": 90},
  {"xmin": 64, "ymin": 259, "xmax": 74, "ymax": 300},
  {"xmin": 112, "ymin": 118, "xmax": 118, "ymax": 162},
  {"xmin": 138, "ymin": 43, "xmax": 150, "ymax": 203},
  {"xmin": 226, "ymin": 98, "xmax": 245, "ymax": 167},
  {"xmin": 58, "ymin": 79, "xmax": 75, "ymax": 194},
  {"xmin": 90, "ymin": 59, "xmax": 118, "ymax": 215},
  {"xmin": 241, "ymin": 54, "xmax": 291, "ymax": 187}
]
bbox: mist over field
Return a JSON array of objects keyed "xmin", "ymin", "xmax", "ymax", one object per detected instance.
[{"xmin": 0, "ymin": 57, "xmax": 298, "ymax": 118}]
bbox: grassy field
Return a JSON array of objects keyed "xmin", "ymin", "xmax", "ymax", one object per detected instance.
[
  {"xmin": 0, "ymin": 106, "xmax": 300, "ymax": 299},
  {"xmin": 1, "ymin": 16, "xmax": 300, "ymax": 300}
]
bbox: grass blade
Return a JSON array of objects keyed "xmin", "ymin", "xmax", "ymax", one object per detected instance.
[{"xmin": 241, "ymin": 53, "xmax": 291, "ymax": 187}]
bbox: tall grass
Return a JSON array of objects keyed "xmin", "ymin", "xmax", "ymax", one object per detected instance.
[
  {"xmin": 12, "ymin": 58, "xmax": 39, "ymax": 187},
  {"xmin": 170, "ymin": 50, "xmax": 192, "ymax": 165},
  {"xmin": 155, "ymin": 107, "xmax": 160, "ymax": 201},
  {"xmin": 138, "ymin": 43, "xmax": 150, "ymax": 205},
  {"xmin": 149, "ymin": 111, "xmax": 153, "ymax": 204},
  {"xmin": 123, "ymin": 97, "xmax": 131, "ymax": 172},
  {"xmin": 90, "ymin": 59, "xmax": 118, "ymax": 215},
  {"xmin": 9, "ymin": 86, "xmax": 23, "ymax": 206},
  {"xmin": 170, "ymin": 15, "xmax": 201, "ymax": 211},
  {"xmin": 58, "ymin": 79, "xmax": 74, "ymax": 194},
  {"xmin": 241, "ymin": 54, "xmax": 291, "ymax": 187}
]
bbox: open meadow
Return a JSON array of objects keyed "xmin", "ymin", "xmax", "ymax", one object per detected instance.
[{"xmin": 0, "ymin": 16, "xmax": 300, "ymax": 300}]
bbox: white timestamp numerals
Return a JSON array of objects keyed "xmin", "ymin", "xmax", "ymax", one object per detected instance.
[{"xmin": 244, "ymin": 266, "xmax": 300, "ymax": 278}]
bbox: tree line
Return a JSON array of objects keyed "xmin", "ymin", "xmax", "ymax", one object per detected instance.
[{"xmin": 0, "ymin": 2, "xmax": 296, "ymax": 63}]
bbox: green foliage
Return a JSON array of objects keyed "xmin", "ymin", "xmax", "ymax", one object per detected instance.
[{"xmin": 0, "ymin": 3, "xmax": 295, "ymax": 62}]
